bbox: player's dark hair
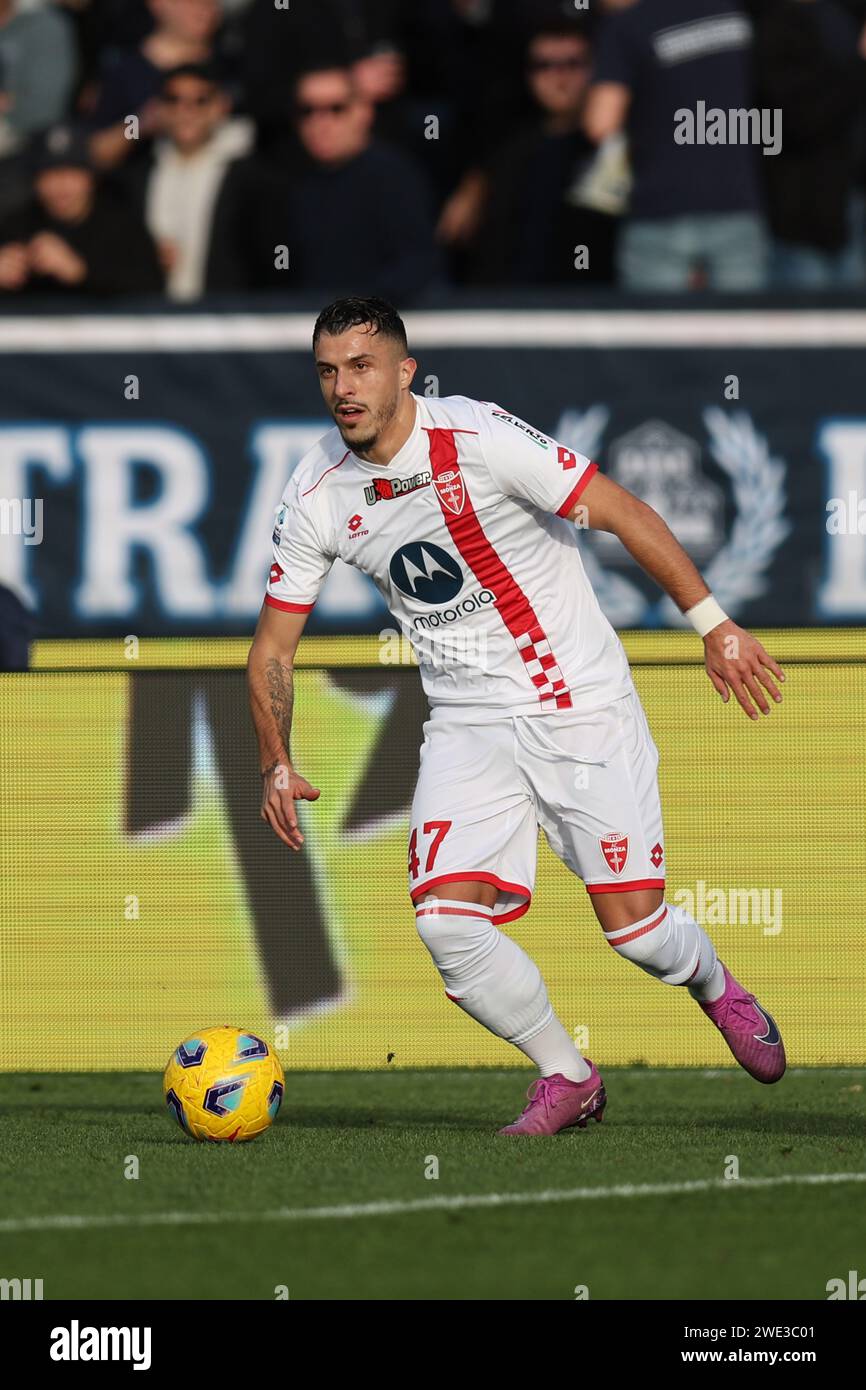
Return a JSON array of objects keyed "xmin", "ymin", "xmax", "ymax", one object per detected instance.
[{"xmin": 312, "ymin": 297, "xmax": 408, "ymax": 355}]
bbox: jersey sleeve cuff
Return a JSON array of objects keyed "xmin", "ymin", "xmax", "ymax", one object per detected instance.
[
  {"xmin": 556, "ymin": 460, "xmax": 599, "ymax": 517},
  {"xmin": 264, "ymin": 595, "xmax": 315, "ymax": 613}
]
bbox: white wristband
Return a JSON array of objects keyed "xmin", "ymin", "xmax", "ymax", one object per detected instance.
[{"xmin": 685, "ymin": 595, "xmax": 729, "ymax": 638}]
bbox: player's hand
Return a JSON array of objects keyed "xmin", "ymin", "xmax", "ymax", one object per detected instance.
[
  {"xmin": 704, "ymin": 620, "xmax": 785, "ymax": 720},
  {"xmin": 260, "ymin": 762, "xmax": 320, "ymax": 851}
]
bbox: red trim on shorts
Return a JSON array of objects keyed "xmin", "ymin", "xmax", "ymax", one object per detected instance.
[
  {"xmin": 424, "ymin": 427, "xmax": 573, "ymax": 711},
  {"xmin": 556, "ymin": 460, "xmax": 599, "ymax": 517},
  {"xmin": 410, "ymin": 871, "xmax": 531, "ymax": 926},
  {"xmin": 586, "ymin": 878, "xmax": 665, "ymax": 895},
  {"xmin": 300, "ymin": 451, "xmax": 349, "ymax": 495},
  {"xmin": 264, "ymin": 595, "xmax": 315, "ymax": 612}
]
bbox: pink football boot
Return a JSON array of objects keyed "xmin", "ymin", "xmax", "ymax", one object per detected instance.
[
  {"xmin": 699, "ymin": 963, "xmax": 786, "ymax": 1083},
  {"xmin": 497, "ymin": 1062, "xmax": 607, "ymax": 1136}
]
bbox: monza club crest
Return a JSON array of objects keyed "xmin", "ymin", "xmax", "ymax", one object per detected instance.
[
  {"xmin": 600, "ymin": 832, "xmax": 629, "ymax": 875},
  {"xmin": 433, "ymin": 465, "xmax": 465, "ymax": 515}
]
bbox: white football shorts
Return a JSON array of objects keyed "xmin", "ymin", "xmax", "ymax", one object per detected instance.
[{"xmin": 407, "ymin": 690, "xmax": 666, "ymax": 924}]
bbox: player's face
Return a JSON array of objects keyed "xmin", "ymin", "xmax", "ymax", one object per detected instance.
[{"xmin": 315, "ymin": 326, "xmax": 406, "ymax": 453}]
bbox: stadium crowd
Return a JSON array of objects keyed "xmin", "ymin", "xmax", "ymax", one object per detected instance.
[{"xmin": 1, "ymin": 0, "xmax": 866, "ymax": 298}]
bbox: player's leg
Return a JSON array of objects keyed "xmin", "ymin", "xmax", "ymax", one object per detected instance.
[
  {"xmin": 416, "ymin": 880, "xmax": 498, "ymax": 908},
  {"xmin": 589, "ymin": 886, "xmax": 786, "ymax": 1084},
  {"xmin": 409, "ymin": 720, "xmax": 602, "ymax": 1132},
  {"xmin": 589, "ymin": 886, "xmax": 724, "ymax": 992},
  {"xmin": 526, "ymin": 691, "xmax": 786, "ymax": 1084}
]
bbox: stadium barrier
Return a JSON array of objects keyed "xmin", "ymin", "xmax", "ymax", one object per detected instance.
[{"xmin": 2, "ymin": 304, "xmax": 866, "ymax": 638}]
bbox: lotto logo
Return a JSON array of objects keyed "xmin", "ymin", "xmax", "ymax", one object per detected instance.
[
  {"xmin": 269, "ymin": 562, "xmax": 283, "ymax": 586},
  {"xmin": 348, "ymin": 515, "xmax": 364, "ymax": 531}
]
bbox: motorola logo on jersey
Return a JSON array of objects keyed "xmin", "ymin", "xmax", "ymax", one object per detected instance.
[
  {"xmin": 389, "ymin": 542, "xmax": 464, "ymax": 604},
  {"xmin": 413, "ymin": 587, "xmax": 496, "ymax": 629}
]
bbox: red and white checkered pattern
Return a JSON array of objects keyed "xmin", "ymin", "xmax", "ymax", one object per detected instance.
[{"xmin": 516, "ymin": 627, "xmax": 572, "ymax": 708}]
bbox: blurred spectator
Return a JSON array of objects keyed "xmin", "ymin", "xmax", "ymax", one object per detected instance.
[
  {"xmin": 435, "ymin": 0, "xmax": 564, "ymax": 254},
  {"xmin": 0, "ymin": 0, "xmax": 77, "ymax": 219},
  {"xmin": 123, "ymin": 62, "xmax": 254, "ymax": 298},
  {"xmin": 466, "ymin": 18, "xmax": 618, "ymax": 285},
  {"xmin": 586, "ymin": 0, "xmax": 769, "ymax": 291},
  {"xmin": 254, "ymin": 66, "xmax": 444, "ymax": 300},
  {"xmin": 0, "ymin": 124, "xmax": 163, "ymax": 295},
  {"xmin": 88, "ymin": 0, "xmax": 223, "ymax": 171},
  {"xmin": 242, "ymin": 0, "xmax": 399, "ymax": 153},
  {"xmin": 754, "ymin": 0, "xmax": 866, "ymax": 288}
]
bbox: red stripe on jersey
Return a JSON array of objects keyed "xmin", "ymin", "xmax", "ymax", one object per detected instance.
[
  {"xmin": 557, "ymin": 460, "xmax": 599, "ymax": 517},
  {"xmin": 424, "ymin": 427, "xmax": 573, "ymax": 710},
  {"xmin": 301, "ymin": 451, "xmax": 349, "ymax": 496},
  {"xmin": 264, "ymin": 595, "xmax": 315, "ymax": 613}
]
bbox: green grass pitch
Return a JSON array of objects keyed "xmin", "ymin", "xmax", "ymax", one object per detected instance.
[{"xmin": 1, "ymin": 1068, "xmax": 863, "ymax": 1301}]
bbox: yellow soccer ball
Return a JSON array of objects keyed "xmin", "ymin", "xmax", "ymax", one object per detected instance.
[{"xmin": 163, "ymin": 1026, "xmax": 284, "ymax": 1142}]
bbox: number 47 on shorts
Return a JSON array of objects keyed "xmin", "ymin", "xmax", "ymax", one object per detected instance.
[{"xmin": 408, "ymin": 820, "xmax": 453, "ymax": 880}]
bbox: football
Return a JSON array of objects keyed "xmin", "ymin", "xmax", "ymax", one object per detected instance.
[{"xmin": 163, "ymin": 1026, "xmax": 284, "ymax": 1142}]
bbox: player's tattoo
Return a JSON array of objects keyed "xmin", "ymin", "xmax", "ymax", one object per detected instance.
[{"xmin": 265, "ymin": 657, "xmax": 294, "ymax": 763}]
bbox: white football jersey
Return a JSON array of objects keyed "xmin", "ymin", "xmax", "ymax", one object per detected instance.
[{"xmin": 266, "ymin": 393, "xmax": 633, "ymax": 719}]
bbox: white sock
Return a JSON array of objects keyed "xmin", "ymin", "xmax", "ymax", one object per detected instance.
[
  {"xmin": 604, "ymin": 901, "xmax": 720, "ymax": 989},
  {"xmin": 415, "ymin": 897, "xmax": 555, "ymax": 1046},
  {"xmin": 688, "ymin": 960, "xmax": 726, "ymax": 1003},
  {"xmin": 518, "ymin": 1015, "xmax": 592, "ymax": 1082}
]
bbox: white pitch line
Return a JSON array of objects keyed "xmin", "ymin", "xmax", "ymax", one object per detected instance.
[{"xmin": 2, "ymin": 1172, "xmax": 865, "ymax": 1235}]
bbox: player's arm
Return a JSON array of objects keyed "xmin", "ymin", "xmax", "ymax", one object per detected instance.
[
  {"xmin": 247, "ymin": 601, "xmax": 321, "ymax": 852},
  {"xmin": 249, "ymin": 473, "xmax": 333, "ymax": 850},
  {"xmin": 575, "ymin": 472, "xmax": 786, "ymax": 720}
]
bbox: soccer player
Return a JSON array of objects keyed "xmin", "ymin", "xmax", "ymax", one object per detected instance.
[{"xmin": 247, "ymin": 295, "xmax": 787, "ymax": 1136}]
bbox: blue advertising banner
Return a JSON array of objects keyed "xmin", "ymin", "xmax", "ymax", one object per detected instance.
[{"xmin": 1, "ymin": 307, "xmax": 864, "ymax": 637}]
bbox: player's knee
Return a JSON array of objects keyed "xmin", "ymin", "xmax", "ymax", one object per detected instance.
[
  {"xmin": 604, "ymin": 901, "xmax": 713, "ymax": 986},
  {"xmin": 604, "ymin": 901, "xmax": 672, "ymax": 965},
  {"xmin": 416, "ymin": 900, "xmax": 550, "ymax": 1044},
  {"xmin": 414, "ymin": 896, "xmax": 498, "ymax": 979}
]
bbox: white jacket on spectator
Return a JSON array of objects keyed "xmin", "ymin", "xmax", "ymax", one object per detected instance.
[{"xmin": 145, "ymin": 117, "xmax": 254, "ymax": 301}]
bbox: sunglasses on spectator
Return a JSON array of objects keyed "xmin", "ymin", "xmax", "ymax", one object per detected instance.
[
  {"xmin": 528, "ymin": 57, "xmax": 590, "ymax": 73},
  {"xmin": 296, "ymin": 101, "xmax": 351, "ymax": 119}
]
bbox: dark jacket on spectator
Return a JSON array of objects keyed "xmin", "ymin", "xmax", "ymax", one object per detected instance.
[
  {"xmin": 0, "ymin": 191, "xmax": 163, "ymax": 295},
  {"xmin": 255, "ymin": 140, "xmax": 445, "ymax": 300},
  {"xmin": 468, "ymin": 125, "xmax": 618, "ymax": 285},
  {"xmin": 119, "ymin": 141, "xmax": 266, "ymax": 295},
  {"xmin": 754, "ymin": 0, "xmax": 866, "ymax": 250}
]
